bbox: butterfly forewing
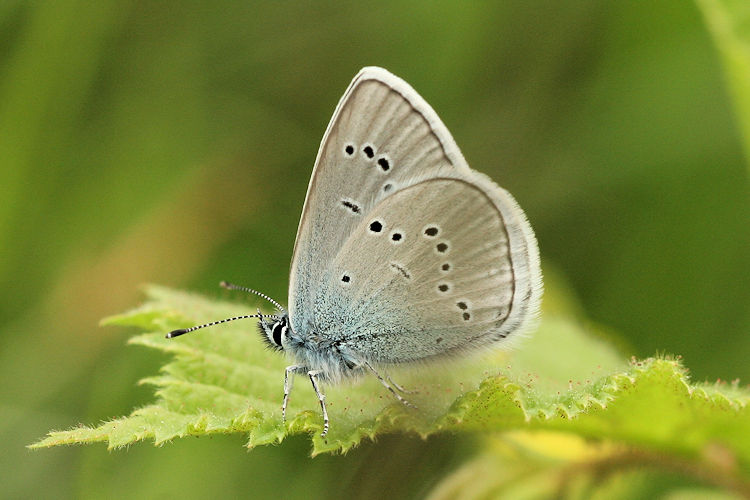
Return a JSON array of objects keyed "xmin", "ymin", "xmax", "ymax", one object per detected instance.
[{"xmin": 289, "ymin": 68, "xmax": 471, "ymax": 334}]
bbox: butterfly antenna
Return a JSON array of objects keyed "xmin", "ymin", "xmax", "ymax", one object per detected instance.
[
  {"xmin": 166, "ymin": 313, "xmax": 278, "ymax": 339},
  {"xmin": 220, "ymin": 281, "xmax": 286, "ymax": 313}
]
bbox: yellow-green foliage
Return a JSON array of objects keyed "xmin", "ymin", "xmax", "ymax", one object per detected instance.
[{"xmin": 32, "ymin": 286, "xmax": 750, "ymax": 496}]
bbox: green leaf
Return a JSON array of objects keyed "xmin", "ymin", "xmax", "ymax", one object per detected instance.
[
  {"xmin": 31, "ymin": 285, "xmax": 750, "ymax": 484},
  {"xmin": 427, "ymin": 432, "xmax": 749, "ymax": 499},
  {"xmin": 697, "ymin": 0, "xmax": 750, "ymax": 167}
]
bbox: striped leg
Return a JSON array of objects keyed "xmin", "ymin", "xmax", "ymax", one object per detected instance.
[
  {"xmin": 364, "ymin": 361, "xmax": 417, "ymax": 409},
  {"xmin": 307, "ymin": 370, "xmax": 329, "ymax": 437},
  {"xmin": 283, "ymin": 365, "xmax": 305, "ymax": 422},
  {"xmin": 387, "ymin": 375, "xmax": 417, "ymax": 394}
]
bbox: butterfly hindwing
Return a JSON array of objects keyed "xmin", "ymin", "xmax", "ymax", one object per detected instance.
[{"xmin": 312, "ymin": 173, "xmax": 541, "ymax": 364}]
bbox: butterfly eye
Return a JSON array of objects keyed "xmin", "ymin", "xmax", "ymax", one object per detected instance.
[{"xmin": 271, "ymin": 322, "xmax": 285, "ymax": 347}]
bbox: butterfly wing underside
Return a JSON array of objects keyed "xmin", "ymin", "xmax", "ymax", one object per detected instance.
[
  {"xmin": 316, "ymin": 174, "xmax": 542, "ymax": 363},
  {"xmin": 288, "ymin": 67, "xmax": 541, "ymax": 363},
  {"xmin": 289, "ymin": 67, "xmax": 471, "ymax": 333}
]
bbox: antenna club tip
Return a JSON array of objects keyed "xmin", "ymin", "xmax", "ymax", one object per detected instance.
[
  {"xmin": 219, "ymin": 281, "xmax": 230, "ymax": 288},
  {"xmin": 166, "ymin": 329, "xmax": 188, "ymax": 338}
]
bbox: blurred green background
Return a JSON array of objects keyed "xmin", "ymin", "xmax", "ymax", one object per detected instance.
[{"xmin": 2, "ymin": 1, "xmax": 748, "ymax": 498}]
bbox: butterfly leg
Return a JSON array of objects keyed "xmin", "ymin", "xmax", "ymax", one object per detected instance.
[
  {"xmin": 386, "ymin": 375, "xmax": 418, "ymax": 395},
  {"xmin": 283, "ymin": 364, "xmax": 305, "ymax": 423},
  {"xmin": 307, "ymin": 370, "xmax": 329, "ymax": 437},
  {"xmin": 364, "ymin": 361, "xmax": 417, "ymax": 409}
]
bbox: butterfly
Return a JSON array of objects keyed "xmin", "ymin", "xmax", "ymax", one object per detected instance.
[{"xmin": 168, "ymin": 67, "xmax": 543, "ymax": 437}]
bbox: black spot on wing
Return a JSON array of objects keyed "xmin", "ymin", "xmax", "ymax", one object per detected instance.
[
  {"xmin": 341, "ymin": 199, "xmax": 361, "ymax": 214},
  {"xmin": 390, "ymin": 262, "xmax": 411, "ymax": 279}
]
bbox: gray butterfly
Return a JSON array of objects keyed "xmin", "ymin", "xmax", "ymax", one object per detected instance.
[{"xmin": 168, "ymin": 67, "xmax": 543, "ymax": 437}]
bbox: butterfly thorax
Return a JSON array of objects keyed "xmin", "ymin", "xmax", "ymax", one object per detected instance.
[{"xmin": 258, "ymin": 313, "xmax": 362, "ymax": 383}]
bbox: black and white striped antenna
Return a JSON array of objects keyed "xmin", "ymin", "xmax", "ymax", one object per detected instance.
[
  {"xmin": 166, "ymin": 313, "xmax": 276, "ymax": 338},
  {"xmin": 220, "ymin": 281, "xmax": 285, "ymax": 313},
  {"xmin": 165, "ymin": 281, "xmax": 284, "ymax": 339}
]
